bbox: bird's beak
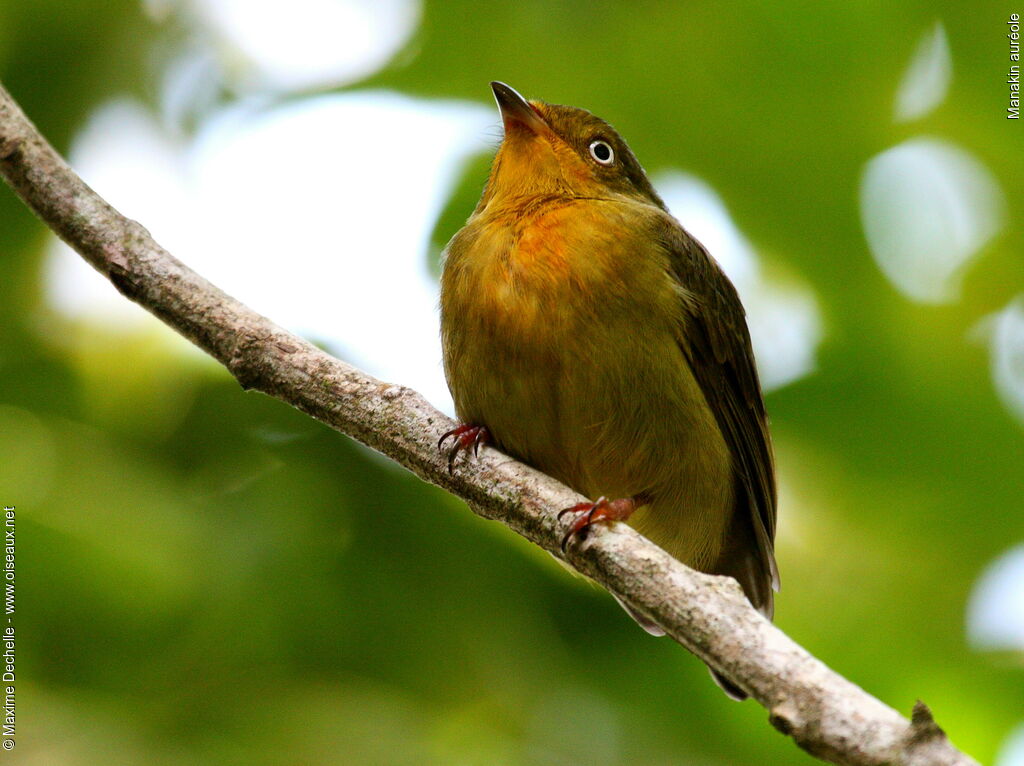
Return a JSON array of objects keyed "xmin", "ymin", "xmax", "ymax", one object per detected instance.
[{"xmin": 491, "ymin": 81, "xmax": 548, "ymax": 136}]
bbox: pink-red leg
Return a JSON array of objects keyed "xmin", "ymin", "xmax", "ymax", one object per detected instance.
[
  {"xmin": 558, "ymin": 496, "xmax": 641, "ymax": 552},
  {"xmin": 438, "ymin": 424, "xmax": 490, "ymax": 473}
]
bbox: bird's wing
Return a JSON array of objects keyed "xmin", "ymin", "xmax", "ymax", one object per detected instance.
[{"xmin": 655, "ymin": 213, "xmax": 779, "ymax": 613}]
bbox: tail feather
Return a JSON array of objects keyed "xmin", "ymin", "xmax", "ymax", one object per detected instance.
[
  {"xmin": 710, "ymin": 668, "xmax": 748, "ymax": 701},
  {"xmin": 612, "ymin": 594, "xmax": 666, "ymax": 636}
]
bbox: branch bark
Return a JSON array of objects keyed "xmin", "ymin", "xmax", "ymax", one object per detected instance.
[{"xmin": 0, "ymin": 81, "xmax": 979, "ymax": 766}]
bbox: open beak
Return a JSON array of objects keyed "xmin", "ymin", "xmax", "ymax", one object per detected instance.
[{"xmin": 491, "ymin": 81, "xmax": 548, "ymax": 135}]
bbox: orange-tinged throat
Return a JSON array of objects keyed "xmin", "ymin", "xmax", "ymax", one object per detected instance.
[
  {"xmin": 482, "ymin": 131, "xmax": 565, "ymax": 208},
  {"xmin": 481, "ymin": 133, "xmax": 606, "ymax": 214}
]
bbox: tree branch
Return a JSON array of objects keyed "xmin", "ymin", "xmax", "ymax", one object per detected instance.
[{"xmin": 0, "ymin": 81, "xmax": 978, "ymax": 766}]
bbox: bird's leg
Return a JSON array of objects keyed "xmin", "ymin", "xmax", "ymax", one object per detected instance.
[
  {"xmin": 558, "ymin": 495, "xmax": 645, "ymax": 552},
  {"xmin": 438, "ymin": 424, "xmax": 490, "ymax": 473}
]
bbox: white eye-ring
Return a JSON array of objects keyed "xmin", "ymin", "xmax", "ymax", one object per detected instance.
[{"xmin": 589, "ymin": 139, "xmax": 614, "ymax": 165}]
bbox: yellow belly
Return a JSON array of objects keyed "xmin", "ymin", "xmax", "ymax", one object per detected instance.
[{"xmin": 440, "ymin": 198, "xmax": 734, "ymax": 569}]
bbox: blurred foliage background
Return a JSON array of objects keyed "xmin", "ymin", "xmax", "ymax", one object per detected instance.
[{"xmin": 1, "ymin": 1, "xmax": 1022, "ymax": 764}]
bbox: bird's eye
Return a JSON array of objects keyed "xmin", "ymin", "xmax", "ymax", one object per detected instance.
[{"xmin": 588, "ymin": 140, "xmax": 614, "ymax": 166}]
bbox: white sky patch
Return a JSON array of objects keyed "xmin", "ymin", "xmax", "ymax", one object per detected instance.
[
  {"xmin": 997, "ymin": 723, "xmax": 1024, "ymax": 766},
  {"xmin": 187, "ymin": 0, "xmax": 421, "ymax": 91},
  {"xmin": 988, "ymin": 296, "xmax": 1024, "ymax": 426},
  {"xmin": 967, "ymin": 544, "xmax": 1024, "ymax": 652},
  {"xmin": 894, "ymin": 21, "xmax": 952, "ymax": 123},
  {"xmin": 860, "ymin": 137, "xmax": 1004, "ymax": 304},
  {"xmin": 655, "ymin": 172, "xmax": 822, "ymax": 391},
  {"xmin": 158, "ymin": 42, "xmax": 223, "ymax": 132},
  {"xmin": 45, "ymin": 92, "xmax": 494, "ymax": 413}
]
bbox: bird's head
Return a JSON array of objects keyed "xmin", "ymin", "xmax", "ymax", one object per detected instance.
[{"xmin": 479, "ymin": 82, "xmax": 665, "ymax": 211}]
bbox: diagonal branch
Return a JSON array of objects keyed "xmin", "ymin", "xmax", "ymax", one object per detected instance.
[{"xmin": 0, "ymin": 81, "xmax": 978, "ymax": 766}]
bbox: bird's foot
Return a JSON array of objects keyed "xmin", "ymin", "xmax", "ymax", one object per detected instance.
[
  {"xmin": 558, "ymin": 496, "xmax": 639, "ymax": 552},
  {"xmin": 438, "ymin": 424, "xmax": 490, "ymax": 473}
]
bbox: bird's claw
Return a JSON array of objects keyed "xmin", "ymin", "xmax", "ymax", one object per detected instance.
[
  {"xmin": 559, "ymin": 496, "xmax": 637, "ymax": 552},
  {"xmin": 438, "ymin": 424, "xmax": 490, "ymax": 473},
  {"xmin": 561, "ymin": 497, "xmax": 638, "ymax": 548}
]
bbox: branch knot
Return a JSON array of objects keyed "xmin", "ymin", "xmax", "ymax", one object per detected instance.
[
  {"xmin": 909, "ymin": 700, "xmax": 947, "ymax": 744},
  {"xmin": 0, "ymin": 135, "xmax": 22, "ymax": 160}
]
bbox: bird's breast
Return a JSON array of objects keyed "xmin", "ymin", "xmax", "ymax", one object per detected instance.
[
  {"xmin": 448, "ymin": 199, "xmax": 640, "ymax": 346},
  {"xmin": 440, "ymin": 197, "xmax": 734, "ymax": 567}
]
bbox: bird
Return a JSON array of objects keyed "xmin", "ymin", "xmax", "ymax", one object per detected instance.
[{"xmin": 438, "ymin": 82, "xmax": 778, "ymax": 699}]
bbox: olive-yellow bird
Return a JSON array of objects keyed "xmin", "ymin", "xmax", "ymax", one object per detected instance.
[{"xmin": 439, "ymin": 82, "xmax": 778, "ymax": 699}]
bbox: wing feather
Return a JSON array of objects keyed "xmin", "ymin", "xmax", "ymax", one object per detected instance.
[{"xmin": 656, "ymin": 215, "xmax": 779, "ymax": 612}]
